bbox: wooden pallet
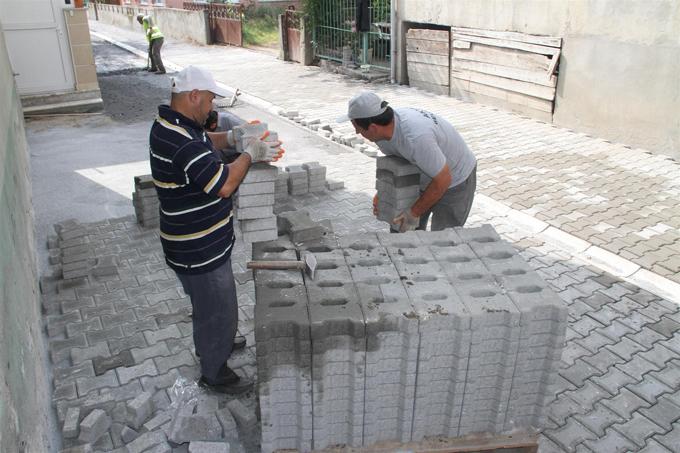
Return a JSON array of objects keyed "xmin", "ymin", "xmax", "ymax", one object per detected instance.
[{"xmin": 313, "ymin": 432, "xmax": 539, "ymax": 453}]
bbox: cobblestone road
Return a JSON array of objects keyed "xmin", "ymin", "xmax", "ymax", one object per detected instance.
[{"xmin": 36, "ymin": 20, "xmax": 680, "ymax": 453}]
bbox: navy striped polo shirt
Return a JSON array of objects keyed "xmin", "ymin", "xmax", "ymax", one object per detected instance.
[{"xmin": 149, "ymin": 105, "xmax": 234, "ymax": 274}]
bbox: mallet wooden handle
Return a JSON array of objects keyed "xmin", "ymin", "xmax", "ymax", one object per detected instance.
[{"xmin": 246, "ymin": 260, "xmax": 304, "ymax": 270}]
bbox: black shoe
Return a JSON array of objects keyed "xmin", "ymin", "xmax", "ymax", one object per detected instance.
[
  {"xmin": 154, "ymin": 70, "xmax": 166, "ymax": 74},
  {"xmin": 195, "ymin": 335, "xmax": 246, "ymax": 357},
  {"xmin": 198, "ymin": 369, "xmax": 253, "ymax": 395},
  {"xmin": 233, "ymin": 335, "xmax": 246, "ymax": 351}
]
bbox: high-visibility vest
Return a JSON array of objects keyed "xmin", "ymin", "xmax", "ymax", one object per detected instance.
[{"xmin": 142, "ymin": 16, "xmax": 164, "ymax": 42}]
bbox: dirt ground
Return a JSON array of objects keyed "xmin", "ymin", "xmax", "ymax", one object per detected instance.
[{"xmin": 93, "ymin": 37, "xmax": 175, "ymax": 124}]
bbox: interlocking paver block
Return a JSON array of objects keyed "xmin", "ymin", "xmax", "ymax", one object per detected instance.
[
  {"xmin": 78, "ymin": 409, "xmax": 111, "ymax": 443},
  {"xmin": 126, "ymin": 391, "xmax": 154, "ymax": 429},
  {"xmin": 611, "ymin": 412, "xmax": 665, "ymax": 448},
  {"xmin": 63, "ymin": 406, "xmax": 81, "ymax": 439},
  {"xmin": 168, "ymin": 413, "xmax": 223, "ymax": 444},
  {"xmin": 545, "ymin": 417, "xmax": 598, "ymax": 452},
  {"xmin": 126, "ymin": 429, "xmax": 168, "ymax": 453},
  {"xmin": 76, "ymin": 369, "xmax": 119, "ymax": 397},
  {"xmin": 117, "ymin": 358, "xmax": 158, "ymax": 385},
  {"xmin": 584, "ymin": 426, "xmax": 639, "ymax": 453}
]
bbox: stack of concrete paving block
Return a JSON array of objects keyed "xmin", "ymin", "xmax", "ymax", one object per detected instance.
[
  {"xmin": 237, "ymin": 163, "xmax": 278, "ymax": 243},
  {"xmin": 253, "ymin": 238, "xmax": 313, "ymax": 453},
  {"xmin": 285, "ymin": 165, "xmax": 309, "ymax": 195},
  {"xmin": 375, "ymin": 156, "xmax": 421, "ymax": 230},
  {"xmin": 132, "ymin": 174, "xmax": 159, "ymax": 228},
  {"xmin": 300, "ymin": 238, "xmax": 366, "ymax": 449},
  {"xmin": 338, "ymin": 234, "xmax": 419, "ymax": 445},
  {"xmin": 302, "ymin": 161, "xmax": 327, "ymax": 193},
  {"xmin": 253, "ymin": 224, "xmax": 567, "ymax": 451}
]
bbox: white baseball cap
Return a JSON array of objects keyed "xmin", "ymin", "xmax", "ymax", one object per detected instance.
[
  {"xmin": 171, "ymin": 65, "xmax": 230, "ymax": 97},
  {"xmin": 337, "ymin": 91, "xmax": 388, "ymax": 122}
]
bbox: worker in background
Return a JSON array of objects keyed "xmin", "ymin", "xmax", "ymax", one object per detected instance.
[
  {"xmin": 136, "ymin": 14, "xmax": 165, "ymax": 74},
  {"xmin": 339, "ymin": 91, "xmax": 477, "ymax": 232}
]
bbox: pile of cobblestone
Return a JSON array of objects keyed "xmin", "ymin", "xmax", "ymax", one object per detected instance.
[
  {"xmin": 375, "ymin": 155, "xmax": 421, "ymax": 231},
  {"xmin": 253, "ymin": 225, "xmax": 567, "ymax": 452},
  {"xmin": 278, "ymin": 109, "xmax": 379, "ymax": 158},
  {"xmin": 41, "ymin": 217, "xmax": 258, "ymax": 453}
]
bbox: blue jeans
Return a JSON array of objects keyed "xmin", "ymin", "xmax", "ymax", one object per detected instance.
[{"xmin": 176, "ymin": 258, "xmax": 238, "ymax": 383}]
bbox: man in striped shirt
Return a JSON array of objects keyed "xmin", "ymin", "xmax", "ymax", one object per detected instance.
[{"xmin": 149, "ymin": 66, "xmax": 283, "ymax": 394}]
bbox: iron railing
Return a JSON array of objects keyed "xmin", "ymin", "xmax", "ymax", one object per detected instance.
[{"xmin": 313, "ymin": 0, "xmax": 390, "ymax": 70}]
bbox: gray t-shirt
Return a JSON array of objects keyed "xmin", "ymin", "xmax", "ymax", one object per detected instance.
[{"xmin": 376, "ymin": 108, "xmax": 476, "ymax": 189}]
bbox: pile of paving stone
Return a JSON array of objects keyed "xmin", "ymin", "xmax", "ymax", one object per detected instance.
[
  {"xmin": 132, "ymin": 175, "xmax": 160, "ymax": 228},
  {"xmin": 375, "ymin": 155, "xmax": 421, "ymax": 230},
  {"xmin": 40, "ymin": 217, "xmax": 259, "ymax": 453},
  {"xmin": 252, "ymin": 225, "xmax": 567, "ymax": 452},
  {"xmin": 278, "ymin": 109, "xmax": 379, "ymax": 158}
]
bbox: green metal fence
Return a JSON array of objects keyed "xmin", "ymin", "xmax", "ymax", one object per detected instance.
[{"xmin": 312, "ymin": 0, "xmax": 390, "ymax": 70}]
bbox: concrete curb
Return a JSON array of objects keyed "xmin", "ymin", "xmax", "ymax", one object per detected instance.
[{"xmin": 93, "ymin": 30, "xmax": 680, "ymax": 308}]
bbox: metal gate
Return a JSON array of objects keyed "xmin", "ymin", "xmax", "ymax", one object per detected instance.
[
  {"xmin": 312, "ymin": 0, "xmax": 390, "ymax": 69},
  {"xmin": 184, "ymin": 2, "xmax": 243, "ymax": 47}
]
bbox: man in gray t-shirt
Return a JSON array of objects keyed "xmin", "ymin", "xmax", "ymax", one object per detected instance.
[{"xmin": 339, "ymin": 91, "xmax": 477, "ymax": 232}]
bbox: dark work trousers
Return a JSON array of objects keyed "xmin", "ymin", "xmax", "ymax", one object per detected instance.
[
  {"xmin": 417, "ymin": 165, "xmax": 477, "ymax": 231},
  {"xmin": 149, "ymin": 37, "xmax": 165, "ymax": 72},
  {"xmin": 176, "ymin": 258, "xmax": 237, "ymax": 384}
]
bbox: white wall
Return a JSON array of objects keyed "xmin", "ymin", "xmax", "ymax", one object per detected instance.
[
  {"xmin": 91, "ymin": 5, "xmax": 210, "ymax": 46},
  {"xmin": 396, "ymin": 0, "xmax": 680, "ymax": 158},
  {"xmin": 0, "ymin": 24, "xmax": 53, "ymax": 453}
]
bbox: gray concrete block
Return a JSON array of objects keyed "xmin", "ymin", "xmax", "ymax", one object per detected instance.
[
  {"xmin": 120, "ymin": 425, "xmax": 139, "ymax": 443},
  {"xmin": 215, "ymin": 408, "xmax": 239, "ymax": 438},
  {"xmin": 237, "ymin": 205, "xmax": 273, "ymax": 220},
  {"xmin": 239, "ymin": 216, "xmax": 276, "ymax": 232},
  {"xmin": 189, "ymin": 441, "xmax": 230, "ymax": 453},
  {"xmin": 126, "ymin": 391, "xmax": 153, "ymax": 429},
  {"xmin": 238, "ymin": 181, "xmax": 275, "ymax": 196},
  {"xmin": 78, "ymin": 408, "xmax": 111, "ymax": 443},
  {"xmin": 376, "ymin": 155, "xmax": 419, "ymax": 176},
  {"xmin": 242, "ymin": 228, "xmax": 278, "ymax": 244},
  {"xmin": 168, "ymin": 413, "xmax": 223, "ymax": 444},
  {"xmin": 243, "ymin": 163, "xmax": 278, "ymax": 183},
  {"xmin": 63, "ymin": 406, "xmax": 81, "ymax": 439},
  {"xmin": 326, "ymin": 180, "xmax": 344, "ymax": 190},
  {"xmin": 126, "ymin": 430, "xmax": 168, "ymax": 453},
  {"xmin": 226, "ymin": 399, "xmax": 257, "ymax": 430},
  {"xmin": 237, "ymin": 193, "xmax": 275, "ymax": 208}
]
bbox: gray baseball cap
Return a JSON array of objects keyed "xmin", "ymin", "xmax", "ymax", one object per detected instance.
[{"xmin": 337, "ymin": 91, "xmax": 388, "ymax": 122}]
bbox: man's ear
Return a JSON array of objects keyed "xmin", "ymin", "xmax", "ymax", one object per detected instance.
[{"xmin": 189, "ymin": 89, "xmax": 201, "ymax": 104}]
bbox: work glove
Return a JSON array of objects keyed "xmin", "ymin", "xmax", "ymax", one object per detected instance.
[
  {"xmin": 372, "ymin": 193, "xmax": 379, "ymax": 216},
  {"xmin": 393, "ymin": 209, "xmax": 419, "ymax": 233},
  {"xmin": 243, "ymin": 130, "xmax": 284, "ymax": 162}
]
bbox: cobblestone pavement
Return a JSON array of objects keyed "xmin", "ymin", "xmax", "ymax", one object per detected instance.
[
  {"xmin": 90, "ymin": 21, "xmax": 680, "ymax": 291},
  {"xmin": 38, "ymin": 20, "xmax": 680, "ymax": 453},
  {"xmin": 42, "ymin": 133, "xmax": 680, "ymax": 452}
]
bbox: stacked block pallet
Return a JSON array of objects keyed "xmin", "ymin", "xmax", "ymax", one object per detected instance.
[
  {"xmin": 375, "ymin": 155, "xmax": 421, "ymax": 230},
  {"xmin": 237, "ymin": 163, "xmax": 278, "ymax": 243},
  {"xmin": 253, "ymin": 225, "xmax": 566, "ymax": 452},
  {"xmin": 132, "ymin": 175, "xmax": 159, "ymax": 228}
]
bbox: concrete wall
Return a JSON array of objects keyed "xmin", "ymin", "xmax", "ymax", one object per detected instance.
[
  {"xmin": 396, "ymin": 0, "xmax": 680, "ymax": 158},
  {"xmin": 0, "ymin": 25, "xmax": 53, "ymax": 453},
  {"xmin": 91, "ymin": 4, "xmax": 210, "ymax": 45},
  {"xmin": 65, "ymin": 8, "xmax": 99, "ymax": 91}
]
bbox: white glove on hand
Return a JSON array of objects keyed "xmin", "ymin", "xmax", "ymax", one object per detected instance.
[
  {"xmin": 393, "ymin": 209, "xmax": 419, "ymax": 233},
  {"xmin": 243, "ymin": 136, "xmax": 283, "ymax": 162}
]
